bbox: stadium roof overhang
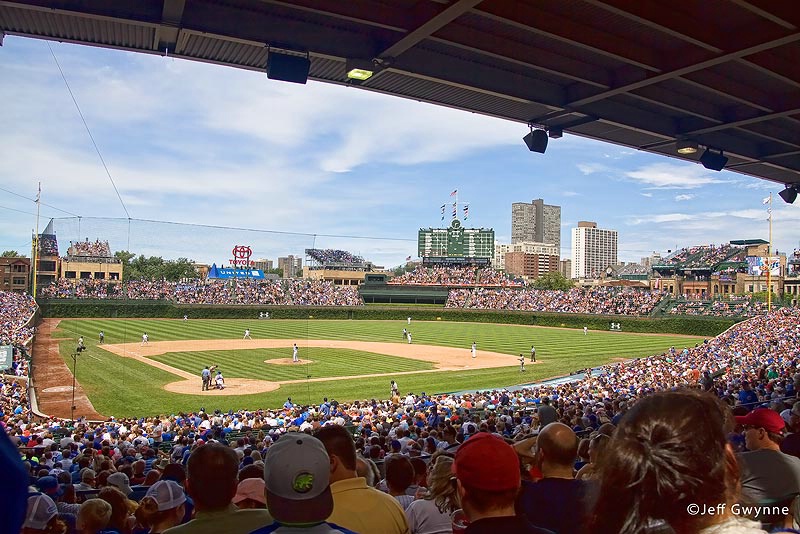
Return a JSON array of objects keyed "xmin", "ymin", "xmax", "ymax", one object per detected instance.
[{"xmin": 1, "ymin": 0, "xmax": 799, "ymax": 187}]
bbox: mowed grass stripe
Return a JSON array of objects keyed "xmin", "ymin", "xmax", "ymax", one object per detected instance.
[
  {"xmin": 151, "ymin": 348, "xmax": 433, "ymax": 381},
  {"xmin": 49, "ymin": 319, "xmax": 705, "ymax": 417}
]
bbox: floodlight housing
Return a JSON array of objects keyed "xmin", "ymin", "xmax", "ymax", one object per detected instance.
[
  {"xmin": 523, "ymin": 129, "xmax": 548, "ymax": 153},
  {"xmin": 699, "ymin": 148, "xmax": 728, "ymax": 171}
]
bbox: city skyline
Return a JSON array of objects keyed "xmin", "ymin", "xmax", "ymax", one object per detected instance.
[{"xmin": 1, "ymin": 38, "xmax": 799, "ymax": 268}]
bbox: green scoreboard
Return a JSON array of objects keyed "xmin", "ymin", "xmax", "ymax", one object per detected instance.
[{"xmin": 418, "ymin": 219, "xmax": 495, "ymax": 265}]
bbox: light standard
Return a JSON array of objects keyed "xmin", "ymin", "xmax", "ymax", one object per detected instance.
[
  {"xmin": 70, "ymin": 351, "xmax": 78, "ymax": 422},
  {"xmin": 71, "ymin": 342, "xmax": 84, "ymax": 422}
]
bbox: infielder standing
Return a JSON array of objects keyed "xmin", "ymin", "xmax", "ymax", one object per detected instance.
[
  {"xmin": 471, "ymin": 341, "xmax": 477, "ymax": 359},
  {"xmin": 292, "ymin": 343, "xmax": 299, "ymax": 363},
  {"xmin": 243, "ymin": 328, "xmax": 252, "ymax": 340},
  {"xmin": 141, "ymin": 332, "xmax": 148, "ymax": 345}
]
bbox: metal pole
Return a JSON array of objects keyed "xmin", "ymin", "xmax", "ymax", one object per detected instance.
[
  {"xmin": 768, "ymin": 192, "xmax": 773, "ymax": 313},
  {"xmin": 71, "ymin": 352, "xmax": 77, "ymax": 422}
]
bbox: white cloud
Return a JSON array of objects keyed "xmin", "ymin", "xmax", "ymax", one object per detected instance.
[
  {"xmin": 625, "ymin": 163, "xmax": 727, "ymax": 189},
  {"xmin": 640, "ymin": 192, "xmax": 653, "ymax": 198},
  {"xmin": 576, "ymin": 163, "xmax": 610, "ymax": 175},
  {"xmin": 674, "ymin": 194, "xmax": 694, "ymax": 202},
  {"xmin": 562, "ymin": 191, "xmax": 579, "ymax": 197}
]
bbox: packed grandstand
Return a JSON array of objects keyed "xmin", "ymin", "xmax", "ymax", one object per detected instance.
[{"xmin": 3, "ymin": 287, "xmax": 800, "ymax": 533}]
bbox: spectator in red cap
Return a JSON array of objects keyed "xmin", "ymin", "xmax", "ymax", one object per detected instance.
[
  {"xmin": 736, "ymin": 407, "xmax": 800, "ymax": 504},
  {"xmin": 452, "ymin": 432, "xmax": 552, "ymax": 533}
]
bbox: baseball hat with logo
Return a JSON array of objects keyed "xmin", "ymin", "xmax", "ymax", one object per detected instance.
[
  {"xmin": 107, "ymin": 472, "xmax": 133, "ymax": 496},
  {"xmin": 736, "ymin": 408, "xmax": 786, "ymax": 434},
  {"xmin": 264, "ymin": 433, "xmax": 333, "ymax": 524},
  {"xmin": 144, "ymin": 480, "xmax": 187, "ymax": 511},
  {"xmin": 35, "ymin": 476, "xmax": 64, "ymax": 498},
  {"xmin": 233, "ymin": 477, "xmax": 267, "ymax": 506},
  {"xmin": 453, "ymin": 432, "xmax": 520, "ymax": 491},
  {"xmin": 24, "ymin": 493, "xmax": 58, "ymax": 530}
]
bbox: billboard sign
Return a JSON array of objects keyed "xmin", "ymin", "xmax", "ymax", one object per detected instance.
[
  {"xmin": 0, "ymin": 345, "xmax": 12, "ymax": 372},
  {"xmin": 746, "ymin": 256, "xmax": 780, "ymax": 276}
]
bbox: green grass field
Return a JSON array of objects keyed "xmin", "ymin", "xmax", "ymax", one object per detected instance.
[{"xmin": 51, "ymin": 318, "xmax": 704, "ymax": 417}]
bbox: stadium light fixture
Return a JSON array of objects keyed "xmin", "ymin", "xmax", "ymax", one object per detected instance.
[
  {"xmin": 676, "ymin": 139, "xmax": 698, "ymax": 155},
  {"xmin": 346, "ymin": 59, "xmax": 375, "ymax": 81},
  {"xmin": 548, "ymin": 127, "xmax": 563, "ymax": 139},
  {"xmin": 699, "ymin": 148, "xmax": 728, "ymax": 171},
  {"xmin": 523, "ymin": 126, "xmax": 548, "ymax": 153},
  {"xmin": 266, "ymin": 47, "xmax": 310, "ymax": 84},
  {"xmin": 779, "ymin": 185, "xmax": 798, "ymax": 204}
]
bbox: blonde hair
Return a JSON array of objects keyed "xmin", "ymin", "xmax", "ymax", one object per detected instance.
[
  {"xmin": 78, "ymin": 499, "xmax": 112, "ymax": 534},
  {"xmin": 426, "ymin": 456, "xmax": 459, "ymax": 514}
]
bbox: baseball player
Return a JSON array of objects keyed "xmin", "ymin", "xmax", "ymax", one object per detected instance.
[
  {"xmin": 292, "ymin": 343, "xmax": 299, "ymax": 363},
  {"xmin": 530, "ymin": 345, "xmax": 536, "ymax": 363},
  {"xmin": 471, "ymin": 341, "xmax": 477, "ymax": 359},
  {"xmin": 141, "ymin": 332, "xmax": 149, "ymax": 345},
  {"xmin": 243, "ymin": 328, "xmax": 252, "ymax": 340},
  {"xmin": 519, "ymin": 355, "xmax": 526, "ymax": 372}
]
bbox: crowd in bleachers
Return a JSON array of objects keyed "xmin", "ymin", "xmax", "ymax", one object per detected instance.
[
  {"xmin": 668, "ymin": 296, "xmax": 771, "ymax": 318},
  {"xmin": 390, "ymin": 266, "xmax": 523, "ymax": 287},
  {"xmin": 39, "ymin": 278, "xmax": 364, "ymax": 306},
  {"xmin": 0, "ymin": 290, "xmax": 37, "ymax": 347},
  {"xmin": 67, "ymin": 239, "xmax": 112, "ymax": 258},
  {"xmin": 447, "ymin": 286, "xmax": 665, "ymax": 316},
  {"xmin": 37, "ymin": 234, "xmax": 59, "ymax": 256},
  {"xmin": 660, "ymin": 243, "xmax": 744, "ymax": 269},
  {"xmin": 5, "ymin": 307, "xmax": 800, "ymax": 533},
  {"xmin": 305, "ymin": 249, "xmax": 366, "ymax": 267}
]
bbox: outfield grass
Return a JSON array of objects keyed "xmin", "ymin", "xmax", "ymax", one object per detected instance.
[{"xmin": 51, "ymin": 318, "xmax": 704, "ymax": 417}]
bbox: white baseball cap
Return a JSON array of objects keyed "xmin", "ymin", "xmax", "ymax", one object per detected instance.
[
  {"xmin": 144, "ymin": 480, "xmax": 186, "ymax": 511},
  {"xmin": 24, "ymin": 493, "xmax": 58, "ymax": 530}
]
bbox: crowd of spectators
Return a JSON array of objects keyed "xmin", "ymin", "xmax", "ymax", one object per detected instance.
[
  {"xmin": 660, "ymin": 243, "xmax": 745, "ymax": 269},
  {"xmin": 668, "ymin": 295, "xmax": 771, "ymax": 318},
  {"xmin": 67, "ymin": 239, "xmax": 113, "ymax": 258},
  {"xmin": 39, "ymin": 278, "xmax": 364, "ymax": 306},
  {"xmin": 390, "ymin": 266, "xmax": 523, "ymax": 287},
  {"xmin": 447, "ymin": 286, "xmax": 665, "ymax": 316},
  {"xmin": 37, "ymin": 234, "xmax": 59, "ymax": 256},
  {"xmin": 305, "ymin": 249, "xmax": 367, "ymax": 268},
  {"xmin": 5, "ymin": 306, "xmax": 800, "ymax": 532},
  {"xmin": 1, "ymin": 290, "xmax": 37, "ymax": 347}
]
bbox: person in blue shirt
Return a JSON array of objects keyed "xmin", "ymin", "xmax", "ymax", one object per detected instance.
[{"xmin": 738, "ymin": 381, "xmax": 759, "ymax": 409}]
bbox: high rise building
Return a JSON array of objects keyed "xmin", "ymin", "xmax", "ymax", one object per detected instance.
[
  {"xmin": 571, "ymin": 221, "xmax": 618, "ymax": 279},
  {"xmin": 278, "ymin": 255, "xmax": 302, "ymax": 279},
  {"xmin": 511, "ymin": 199, "xmax": 561, "ymax": 250}
]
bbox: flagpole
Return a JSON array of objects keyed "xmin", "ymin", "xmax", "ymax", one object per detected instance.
[
  {"xmin": 32, "ymin": 182, "xmax": 41, "ymax": 298},
  {"xmin": 768, "ymin": 192, "xmax": 772, "ymax": 313}
]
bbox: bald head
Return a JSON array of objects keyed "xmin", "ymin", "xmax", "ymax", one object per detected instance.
[{"xmin": 538, "ymin": 423, "xmax": 578, "ymax": 468}]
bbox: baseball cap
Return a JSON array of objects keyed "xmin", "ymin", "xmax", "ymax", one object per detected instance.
[
  {"xmin": 144, "ymin": 480, "xmax": 186, "ymax": 511},
  {"xmin": 736, "ymin": 408, "xmax": 786, "ymax": 434},
  {"xmin": 453, "ymin": 432, "xmax": 520, "ymax": 491},
  {"xmin": 233, "ymin": 478, "xmax": 266, "ymax": 506},
  {"xmin": 24, "ymin": 493, "xmax": 58, "ymax": 530},
  {"xmin": 35, "ymin": 476, "xmax": 64, "ymax": 498},
  {"xmin": 107, "ymin": 472, "xmax": 133, "ymax": 496},
  {"xmin": 264, "ymin": 433, "xmax": 333, "ymax": 524}
]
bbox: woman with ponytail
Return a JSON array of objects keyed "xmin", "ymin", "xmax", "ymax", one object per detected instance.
[
  {"xmin": 134, "ymin": 480, "xmax": 187, "ymax": 534},
  {"xmin": 591, "ymin": 389, "xmax": 766, "ymax": 534}
]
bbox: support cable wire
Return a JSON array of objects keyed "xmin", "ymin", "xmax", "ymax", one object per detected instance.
[{"xmin": 47, "ymin": 43, "xmax": 131, "ymax": 219}]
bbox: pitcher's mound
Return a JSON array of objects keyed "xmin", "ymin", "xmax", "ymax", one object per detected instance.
[
  {"xmin": 265, "ymin": 358, "xmax": 314, "ymax": 365},
  {"xmin": 164, "ymin": 378, "xmax": 280, "ymax": 395}
]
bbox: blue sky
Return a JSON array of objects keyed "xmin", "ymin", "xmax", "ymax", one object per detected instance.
[{"xmin": 1, "ymin": 37, "xmax": 798, "ymax": 268}]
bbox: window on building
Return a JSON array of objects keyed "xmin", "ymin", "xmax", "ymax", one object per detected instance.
[
  {"xmin": 80, "ymin": 272, "xmax": 91, "ymax": 279},
  {"xmin": 12, "ymin": 277, "xmax": 25, "ymax": 285},
  {"xmin": 95, "ymin": 272, "xmax": 105, "ymax": 279},
  {"xmin": 65, "ymin": 271, "xmax": 76, "ymax": 279}
]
